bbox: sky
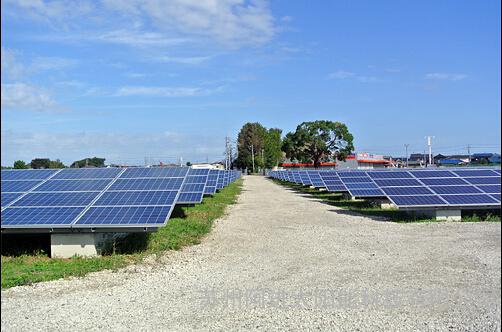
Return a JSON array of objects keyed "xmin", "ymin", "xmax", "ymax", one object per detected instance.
[{"xmin": 1, "ymin": 0, "xmax": 501, "ymax": 166}]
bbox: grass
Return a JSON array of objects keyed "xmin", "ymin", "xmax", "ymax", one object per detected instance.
[
  {"xmin": 272, "ymin": 178, "xmax": 501, "ymax": 223},
  {"xmin": 1, "ymin": 179, "xmax": 243, "ymax": 289}
]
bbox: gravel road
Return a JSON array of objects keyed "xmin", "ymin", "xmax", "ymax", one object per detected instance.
[{"xmin": 2, "ymin": 176, "xmax": 501, "ymax": 331}]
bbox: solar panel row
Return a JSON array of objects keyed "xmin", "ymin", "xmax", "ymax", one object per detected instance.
[
  {"xmin": 269, "ymin": 168, "xmax": 501, "ymax": 209},
  {"xmin": 1, "ymin": 168, "xmax": 241, "ymax": 231}
]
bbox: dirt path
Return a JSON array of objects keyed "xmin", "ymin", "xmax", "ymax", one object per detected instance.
[{"xmin": 2, "ymin": 176, "xmax": 501, "ymax": 331}]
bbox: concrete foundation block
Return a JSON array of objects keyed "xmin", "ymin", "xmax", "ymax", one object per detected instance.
[
  {"xmin": 435, "ymin": 210, "xmax": 462, "ymax": 221},
  {"xmin": 51, "ymin": 233, "xmax": 99, "ymax": 258}
]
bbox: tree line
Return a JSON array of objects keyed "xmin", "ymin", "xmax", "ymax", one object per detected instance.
[
  {"xmin": 6, "ymin": 157, "xmax": 106, "ymax": 169},
  {"xmin": 235, "ymin": 120, "xmax": 354, "ymax": 172}
]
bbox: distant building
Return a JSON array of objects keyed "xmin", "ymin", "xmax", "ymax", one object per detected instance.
[{"xmin": 336, "ymin": 153, "xmax": 390, "ymax": 170}]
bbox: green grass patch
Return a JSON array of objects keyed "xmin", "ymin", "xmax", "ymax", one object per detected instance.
[
  {"xmin": 1, "ymin": 179, "xmax": 243, "ymax": 289},
  {"xmin": 272, "ymin": 178, "xmax": 500, "ymax": 223}
]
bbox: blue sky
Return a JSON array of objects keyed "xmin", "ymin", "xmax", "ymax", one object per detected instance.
[{"xmin": 1, "ymin": 0, "xmax": 500, "ymax": 166}]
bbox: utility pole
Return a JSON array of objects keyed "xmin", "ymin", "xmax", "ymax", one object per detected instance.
[
  {"xmin": 180, "ymin": 156, "xmax": 183, "ymax": 167},
  {"xmin": 425, "ymin": 136, "xmax": 434, "ymax": 166},
  {"xmin": 250, "ymin": 144, "xmax": 255, "ymax": 173},
  {"xmin": 467, "ymin": 144, "xmax": 471, "ymax": 163},
  {"xmin": 404, "ymin": 144, "xmax": 409, "ymax": 168}
]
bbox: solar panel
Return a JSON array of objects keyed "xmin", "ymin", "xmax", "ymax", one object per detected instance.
[
  {"xmin": 52, "ymin": 168, "xmax": 122, "ymax": 179},
  {"xmin": 109, "ymin": 178, "xmax": 184, "ymax": 191},
  {"xmin": 419, "ymin": 178, "xmax": 469, "ymax": 186},
  {"xmin": 12, "ymin": 192, "xmax": 99, "ymax": 207},
  {"xmin": 1, "ymin": 169, "xmax": 57, "ymax": 180},
  {"xmin": 452, "ymin": 169, "xmax": 499, "ymax": 177},
  {"xmin": 387, "ymin": 195, "xmax": 446, "ymax": 207},
  {"xmin": 429, "ymin": 186, "xmax": 483, "ymax": 195},
  {"xmin": 349, "ymin": 189, "xmax": 385, "ymax": 197},
  {"xmin": 490, "ymin": 194, "xmax": 501, "ymax": 202},
  {"xmin": 177, "ymin": 192, "xmax": 204, "ymax": 203},
  {"xmin": 177, "ymin": 168, "xmax": 210, "ymax": 204},
  {"xmin": 463, "ymin": 177, "xmax": 501, "ymax": 185},
  {"xmin": 440, "ymin": 194, "xmax": 499, "ymax": 205},
  {"xmin": 94, "ymin": 191, "xmax": 178, "ymax": 206},
  {"xmin": 2, "ymin": 207, "xmax": 85, "ymax": 227},
  {"xmin": 368, "ymin": 171, "xmax": 413, "ymax": 179},
  {"xmin": 2, "ymin": 181, "xmax": 42, "ymax": 193},
  {"xmin": 410, "ymin": 170, "xmax": 456, "ymax": 178},
  {"xmin": 382, "ymin": 187, "xmax": 434, "ymax": 196},
  {"xmin": 34, "ymin": 179, "xmax": 112, "ymax": 192},
  {"xmin": 1, "ymin": 167, "xmax": 190, "ymax": 230},
  {"xmin": 373, "ymin": 178, "xmax": 423, "ymax": 187},
  {"xmin": 74, "ymin": 206, "xmax": 172, "ymax": 226},
  {"xmin": 1, "ymin": 193, "xmax": 23, "ymax": 207},
  {"xmin": 476, "ymin": 185, "xmax": 501, "ymax": 194},
  {"xmin": 345, "ymin": 182, "xmax": 379, "ymax": 189}
]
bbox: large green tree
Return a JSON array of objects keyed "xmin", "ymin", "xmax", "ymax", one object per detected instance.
[
  {"xmin": 71, "ymin": 157, "xmax": 105, "ymax": 168},
  {"xmin": 49, "ymin": 159, "xmax": 66, "ymax": 168},
  {"xmin": 264, "ymin": 128, "xmax": 283, "ymax": 168},
  {"xmin": 30, "ymin": 158, "xmax": 51, "ymax": 169},
  {"xmin": 282, "ymin": 120, "xmax": 354, "ymax": 168},
  {"xmin": 13, "ymin": 160, "xmax": 28, "ymax": 169},
  {"xmin": 235, "ymin": 122, "xmax": 267, "ymax": 172}
]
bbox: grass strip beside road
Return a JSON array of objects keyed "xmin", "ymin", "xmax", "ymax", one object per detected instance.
[{"xmin": 1, "ymin": 179, "xmax": 243, "ymax": 289}]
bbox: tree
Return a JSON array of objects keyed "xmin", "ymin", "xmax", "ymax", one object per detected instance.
[
  {"xmin": 282, "ymin": 120, "xmax": 354, "ymax": 168},
  {"xmin": 71, "ymin": 157, "xmax": 106, "ymax": 168},
  {"xmin": 235, "ymin": 122, "xmax": 267, "ymax": 172},
  {"xmin": 264, "ymin": 128, "xmax": 283, "ymax": 168},
  {"xmin": 49, "ymin": 159, "xmax": 66, "ymax": 168},
  {"xmin": 186, "ymin": 161, "xmax": 192, "ymax": 167},
  {"xmin": 13, "ymin": 160, "xmax": 28, "ymax": 169},
  {"xmin": 30, "ymin": 158, "xmax": 51, "ymax": 169}
]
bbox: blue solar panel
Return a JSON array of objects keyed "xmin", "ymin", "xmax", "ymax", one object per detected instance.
[
  {"xmin": 440, "ymin": 194, "xmax": 499, "ymax": 205},
  {"xmin": 52, "ymin": 168, "xmax": 122, "ymax": 179},
  {"xmin": 368, "ymin": 171, "xmax": 413, "ymax": 179},
  {"xmin": 94, "ymin": 191, "xmax": 177, "ymax": 206},
  {"xmin": 74, "ymin": 206, "xmax": 172, "ymax": 226},
  {"xmin": 349, "ymin": 189, "xmax": 385, "ymax": 197},
  {"xmin": 345, "ymin": 182, "xmax": 379, "ymax": 189},
  {"xmin": 410, "ymin": 170, "xmax": 455, "ymax": 178},
  {"xmin": 181, "ymin": 183, "xmax": 205, "ymax": 192},
  {"xmin": 183, "ymin": 175, "xmax": 208, "ymax": 184},
  {"xmin": 12, "ymin": 192, "xmax": 99, "ymax": 207},
  {"xmin": 373, "ymin": 179, "xmax": 423, "ymax": 187},
  {"xmin": 452, "ymin": 169, "xmax": 499, "ymax": 177},
  {"xmin": 341, "ymin": 177, "xmax": 373, "ymax": 183},
  {"xmin": 382, "ymin": 187, "xmax": 434, "ymax": 195},
  {"xmin": 337, "ymin": 171, "xmax": 368, "ymax": 177},
  {"xmin": 476, "ymin": 185, "xmax": 501, "ymax": 194},
  {"xmin": 204, "ymin": 186, "xmax": 217, "ymax": 194},
  {"xmin": 463, "ymin": 177, "xmax": 501, "ymax": 185},
  {"xmin": 177, "ymin": 192, "xmax": 203, "ymax": 203},
  {"xmin": 388, "ymin": 195, "xmax": 446, "ymax": 206},
  {"xmin": 419, "ymin": 178, "xmax": 468, "ymax": 186},
  {"xmin": 1, "ymin": 169, "xmax": 57, "ymax": 180},
  {"xmin": 188, "ymin": 169, "xmax": 210, "ymax": 176},
  {"xmin": 2, "ymin": 180, "xmax": 42, "ymax": 192},
  {"xmin": 325, "ymin": 185, "xmax": 347, "ymax": 191},
  {"xmin": 120, "ymin": 167, "xmax": 188, "ymax": 178},
  {"xmin": 429, "ymin": 186, "xmax": 483, "ymax": 195},
  {"xmin": 1, "ymin": 207, "xmax": 85, "ymax": 227},
  {"xmin": 1, "ymin": 193, "xmax": 22, "ymax": 207},
  {"xmin": 34, "ymin": 179, "xmax": 112, "ymax": 192},
  {"xmin": 109, "ymin": 178, "xmax": 184, "ymax": 191},
  {"xmin": 490, "ymin": 194, "xmax": 501, "ymax": 202}
]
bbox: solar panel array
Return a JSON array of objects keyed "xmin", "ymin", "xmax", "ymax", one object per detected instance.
[
  {"xmin": 1, "ymin": 168, "xmax": 240, "ymax": 232},
  {"xmin": 269, "ymin": 168, "xmax": 501, "ymax": 209}
]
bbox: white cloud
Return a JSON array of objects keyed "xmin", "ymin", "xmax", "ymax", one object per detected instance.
[
  {"xmin": 1, "ymin": 83, "xmax": 64, "ymax": 112},
  {"xmin": 95, "ymin": 29, "xmax": 190, "ymax": 47},
  {"xmin": 31, "ymin": 56, "xmax": 78, "ymax": 71},
  {"xmin": 114, "ymin": 85, "xmax": 223, "ymax": 97},
  {"xmin": 425, "ymin": 73, "xmax": 468, "ymax": 81},
  {"xmin": 1, "ymin": 48, "xmax": 27, "ymax": 80},
  {"xmin": 153, "ymin": 55, "xmax": 212, "ymax": 65},
  {"xmin": 102, "ymin": 0, "xmax": 277, "ymax": 47},
  {"xmin": 3, "ymin": 0, "xmax": 94, "ymax": 22},
  {"xmin": 328, "ymin": 70, "xmax": 383, "ymax": 83}
]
